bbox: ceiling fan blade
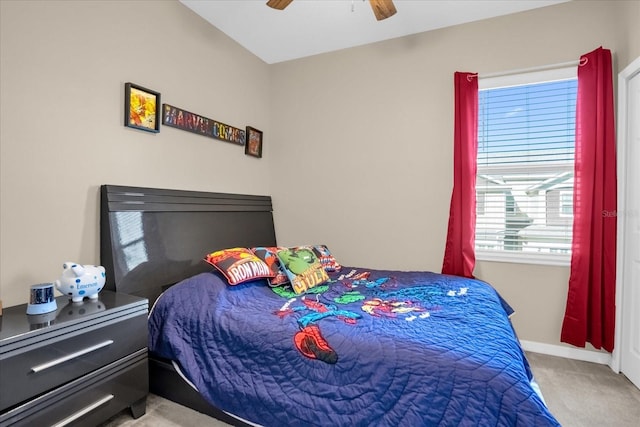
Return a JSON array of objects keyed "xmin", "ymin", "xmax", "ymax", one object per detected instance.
[
  {"xmin": 266, "ymin": 0, "xmax": 293, "ymax": 10},
  {"xmin": 369, "ymin": 0, "xmax": 397, "ymax": 21}
]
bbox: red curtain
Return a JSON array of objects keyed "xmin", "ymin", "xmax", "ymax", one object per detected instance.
[
  {"xmin": 561, "ymin": 47, "xmax": 617, "ymax": 352},
  {"xmin": 442, "ymin": 72, "xmax": 478, "ymax": 278}
]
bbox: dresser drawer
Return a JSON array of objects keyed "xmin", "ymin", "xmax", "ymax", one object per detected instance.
[
  {"xmin": 0, "ymin": 312, "xmax": 146, "ymax": 412},
  {"xmin": 0, "ymin": 350, "xmax": 148, "ymax": 427}
]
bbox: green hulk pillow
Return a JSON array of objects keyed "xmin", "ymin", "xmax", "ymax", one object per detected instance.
[{"xmin": 276, "ymin": 247, "xmax": 329, "ymax": 294}]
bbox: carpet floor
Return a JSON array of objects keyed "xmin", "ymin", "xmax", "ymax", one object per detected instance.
[{"xmin": 101, "ymin": 352, "xmax": 640, "ymax": 426}]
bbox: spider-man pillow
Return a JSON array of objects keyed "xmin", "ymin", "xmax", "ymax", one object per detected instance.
[
  {"xmin": 204, "ymin": 247, "xmax": 274, "ymax": 285},
  {"xmin": 276, "ymin": 247, "xmax": 329, "ymax": 294},
  {"xmin": 251, "ymin": 246, "xmax": 289, "ymax": 287}
]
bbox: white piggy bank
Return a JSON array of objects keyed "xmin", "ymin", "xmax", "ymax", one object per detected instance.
[{"xmin": 54, "ymin": 262, "xmax": 106, "ymax": 303}]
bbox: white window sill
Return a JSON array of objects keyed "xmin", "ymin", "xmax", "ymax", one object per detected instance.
[{"xmin": 475, "ymin": 250, "xmax": 571, "ymax": 267}]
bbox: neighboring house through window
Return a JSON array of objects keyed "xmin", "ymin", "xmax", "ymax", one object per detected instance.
[{"xmin": 475, "ymin": 67, "xmax": 577, "ymax": 265}]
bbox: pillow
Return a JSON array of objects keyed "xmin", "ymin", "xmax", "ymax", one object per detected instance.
[
  {"xmin": 204, "ymin": 247, "xmax": 274, "ymax": 285},
  {"xmin": 310, "ymin": 245, "xmax": 342, "ymax": 272},
  {"xmin": 251, "ymin": 246, "xmax": 289, "ymax": 286},
  {"xmin": 276, "ymin": 247, "xmax": 329, "ymax": 294}
]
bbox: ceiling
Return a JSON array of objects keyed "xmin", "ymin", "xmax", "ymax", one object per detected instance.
[{"xmin": 179, "ymin": 0, "xmax": 569, "ymax": 64}]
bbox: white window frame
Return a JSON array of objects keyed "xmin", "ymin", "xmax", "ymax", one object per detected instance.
[{"xmin": 475, "ymin": 66, "xmax": 576, "ymax": 267}]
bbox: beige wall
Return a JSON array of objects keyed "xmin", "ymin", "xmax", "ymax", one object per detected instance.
[
  {"xmin": 268, "ymin": 0, "xmax": 637, "ymax": 350},
  {"xmin": 1, "ymin": 0, "xmax": 637, "ymax": 354},
  {"xmin": 620, "ymin": 0, "xmax": 640, "ymax": 63},
  {"xmin": 0, "ymin": 0, "xmax": 272, "ymax": 306}
]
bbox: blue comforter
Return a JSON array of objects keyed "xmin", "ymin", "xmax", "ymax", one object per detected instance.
[{"xmin": 148, "ymin": 268, "xmax": 559, "ymax": 426}]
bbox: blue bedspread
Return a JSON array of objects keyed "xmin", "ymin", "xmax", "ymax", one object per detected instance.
[{"xmin": 148, "ymin": 268, "xmax": 560, "ymax": 426}]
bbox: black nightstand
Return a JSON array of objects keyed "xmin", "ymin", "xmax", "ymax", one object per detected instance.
[{"xmin": 0, "ymin": 290, "xmax": 148, "ymax": 427}]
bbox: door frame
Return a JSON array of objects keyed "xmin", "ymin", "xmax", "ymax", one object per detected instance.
[{"xmin": 611, "ymin": 55, "xmax": 640, "ymax": 373}]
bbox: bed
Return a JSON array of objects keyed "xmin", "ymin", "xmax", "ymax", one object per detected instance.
[{"xmin": 100, "ymin": 184, "xmax": 560, "ymax": 426}]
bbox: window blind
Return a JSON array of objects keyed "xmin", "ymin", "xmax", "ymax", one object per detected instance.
[{"xmin": 475, "ymin": 78, "xmax": 577, "ymax": 261}]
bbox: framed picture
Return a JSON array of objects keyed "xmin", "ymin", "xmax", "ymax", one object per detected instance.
[
  {"xmin": 245, "ymin": 126, "xmax": 263, "ymax": 158},
  {"xmin": 124, "ymin": 82, "xmax": 160, "ymax": 133}
]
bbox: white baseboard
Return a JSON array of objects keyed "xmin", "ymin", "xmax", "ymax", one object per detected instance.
[{"xmin": 520, "ymin": 339, "xmax": 612, "ymax": 366}]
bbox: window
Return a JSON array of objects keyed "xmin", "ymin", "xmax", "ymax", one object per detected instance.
[
  {"xmin": 559, "ymin": 190, "xmax": 573, "ymax": 216},
  {"xmin": 475, "ymin": 68, "xmax": 577, "ymax": 265}
]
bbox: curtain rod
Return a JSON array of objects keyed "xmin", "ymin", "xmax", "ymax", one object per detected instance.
[{"xmin": 478, "ymin": 59, "xmax": 583, "ymax": 79}]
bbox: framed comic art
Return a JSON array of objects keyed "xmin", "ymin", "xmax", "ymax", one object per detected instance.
[
  {"xmin": 124, "ymin": 82, "xmax": 160, "ymax": 133},
  {"xmin": 162, "ymin": 104, "xmax": 245, "ymax": 145},
  {"xmin": 245, "ymin": 126, "xmax": 263, "ymax": 158}
]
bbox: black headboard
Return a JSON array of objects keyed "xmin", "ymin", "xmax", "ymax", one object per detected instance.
[{"xmin": 100, "ymin": 185, "xmax": 277, "ymax": 303}]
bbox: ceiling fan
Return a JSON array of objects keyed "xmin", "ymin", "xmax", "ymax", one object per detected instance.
[{"xmin": 266, "ymin": 0, "xmax": 397, "ymax": 21}]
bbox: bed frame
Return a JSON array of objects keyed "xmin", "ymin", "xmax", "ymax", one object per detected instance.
[{"xmin": 100, "ymin": 184, "xmax": 278, "ymax": 425}]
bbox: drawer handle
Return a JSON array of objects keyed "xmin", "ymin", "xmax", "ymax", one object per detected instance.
[
  {"xmin": 31, "ymin": 340, "xmax": 114, "ymax": 373},
  {"xmin": 50, "ymin": 394, "xmax": 114, "ymax": 427}
]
